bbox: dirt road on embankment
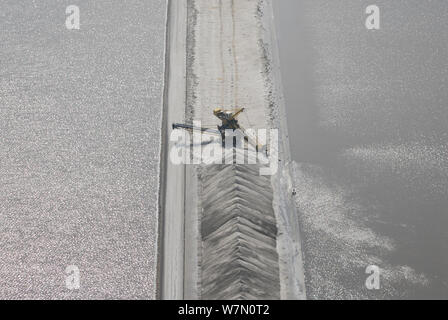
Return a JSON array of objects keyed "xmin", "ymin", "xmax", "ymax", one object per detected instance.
[{"xmin": 160, "ymin": 0, "xmax": 305, "ymax": 299}]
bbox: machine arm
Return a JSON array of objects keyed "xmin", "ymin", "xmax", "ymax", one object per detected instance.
[
  {"xmin": 230, "ymin": 108, "xmax": 245, "ymax": 120},
  {"xmin": 172, "ymin": 123, "xmax": 221, "ymax": 136},
  {"xmin": 238, "ymin": 125, "xmax": 268, "ymax": 155}
]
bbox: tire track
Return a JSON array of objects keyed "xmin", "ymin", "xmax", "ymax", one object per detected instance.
[
  {"xmin": 219, "ymin": 0, "xmax": 226, "ymax": 105},
  {"xmin": 230, "ymin": 0, "xmax": 239, "ymax": 106}
]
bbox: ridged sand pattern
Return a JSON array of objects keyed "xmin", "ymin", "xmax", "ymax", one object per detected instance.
[{"xmin": 199, "ymin": 163, "xmax": 280, "ymax": 299}]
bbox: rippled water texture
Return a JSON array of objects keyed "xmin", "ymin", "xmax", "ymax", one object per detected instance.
[
  {"xmin": 275, "ymin": 0, "xmax": 448, "ymax": 298},
  {"xmin": 0, "ymin": 0, "xmax": 167, "ymax": 299}
]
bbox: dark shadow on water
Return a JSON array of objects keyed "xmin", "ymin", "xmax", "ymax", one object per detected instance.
[{"xmin": 275, "ymin": 0, "xmax": 350, "ymax": 165}]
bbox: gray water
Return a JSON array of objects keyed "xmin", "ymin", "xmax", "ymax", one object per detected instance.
[
  {"xmin": 0, "ymin": 0, "xmax": 166, "ymax": 298},
  {"xmin": 275, "ymin": 0, "xmax": 448, "ymax": 299}
]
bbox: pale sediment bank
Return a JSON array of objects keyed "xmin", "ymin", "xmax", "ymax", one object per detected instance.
[{"xmin": 160, "ymin": 0, "xmax": 305, "ymax": 299}]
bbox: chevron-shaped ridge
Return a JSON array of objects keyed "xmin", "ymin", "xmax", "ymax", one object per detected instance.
[{"xmin": 199, "ymin": 163, "xmax": 280, "ymax": 300}]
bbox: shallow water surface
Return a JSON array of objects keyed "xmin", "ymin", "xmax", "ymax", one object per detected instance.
[{"xmin": 275, "ymin": 0, "xmax": 448, "ymax": 299}]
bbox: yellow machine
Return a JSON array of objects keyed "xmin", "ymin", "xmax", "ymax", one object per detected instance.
[
  {"xmin": 213, "ymin": 107, "xmax": 244, "ymax": 132},
  {"xmin": 173, "ymin": 107, "xmax": 265, "ymax": 153}
]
